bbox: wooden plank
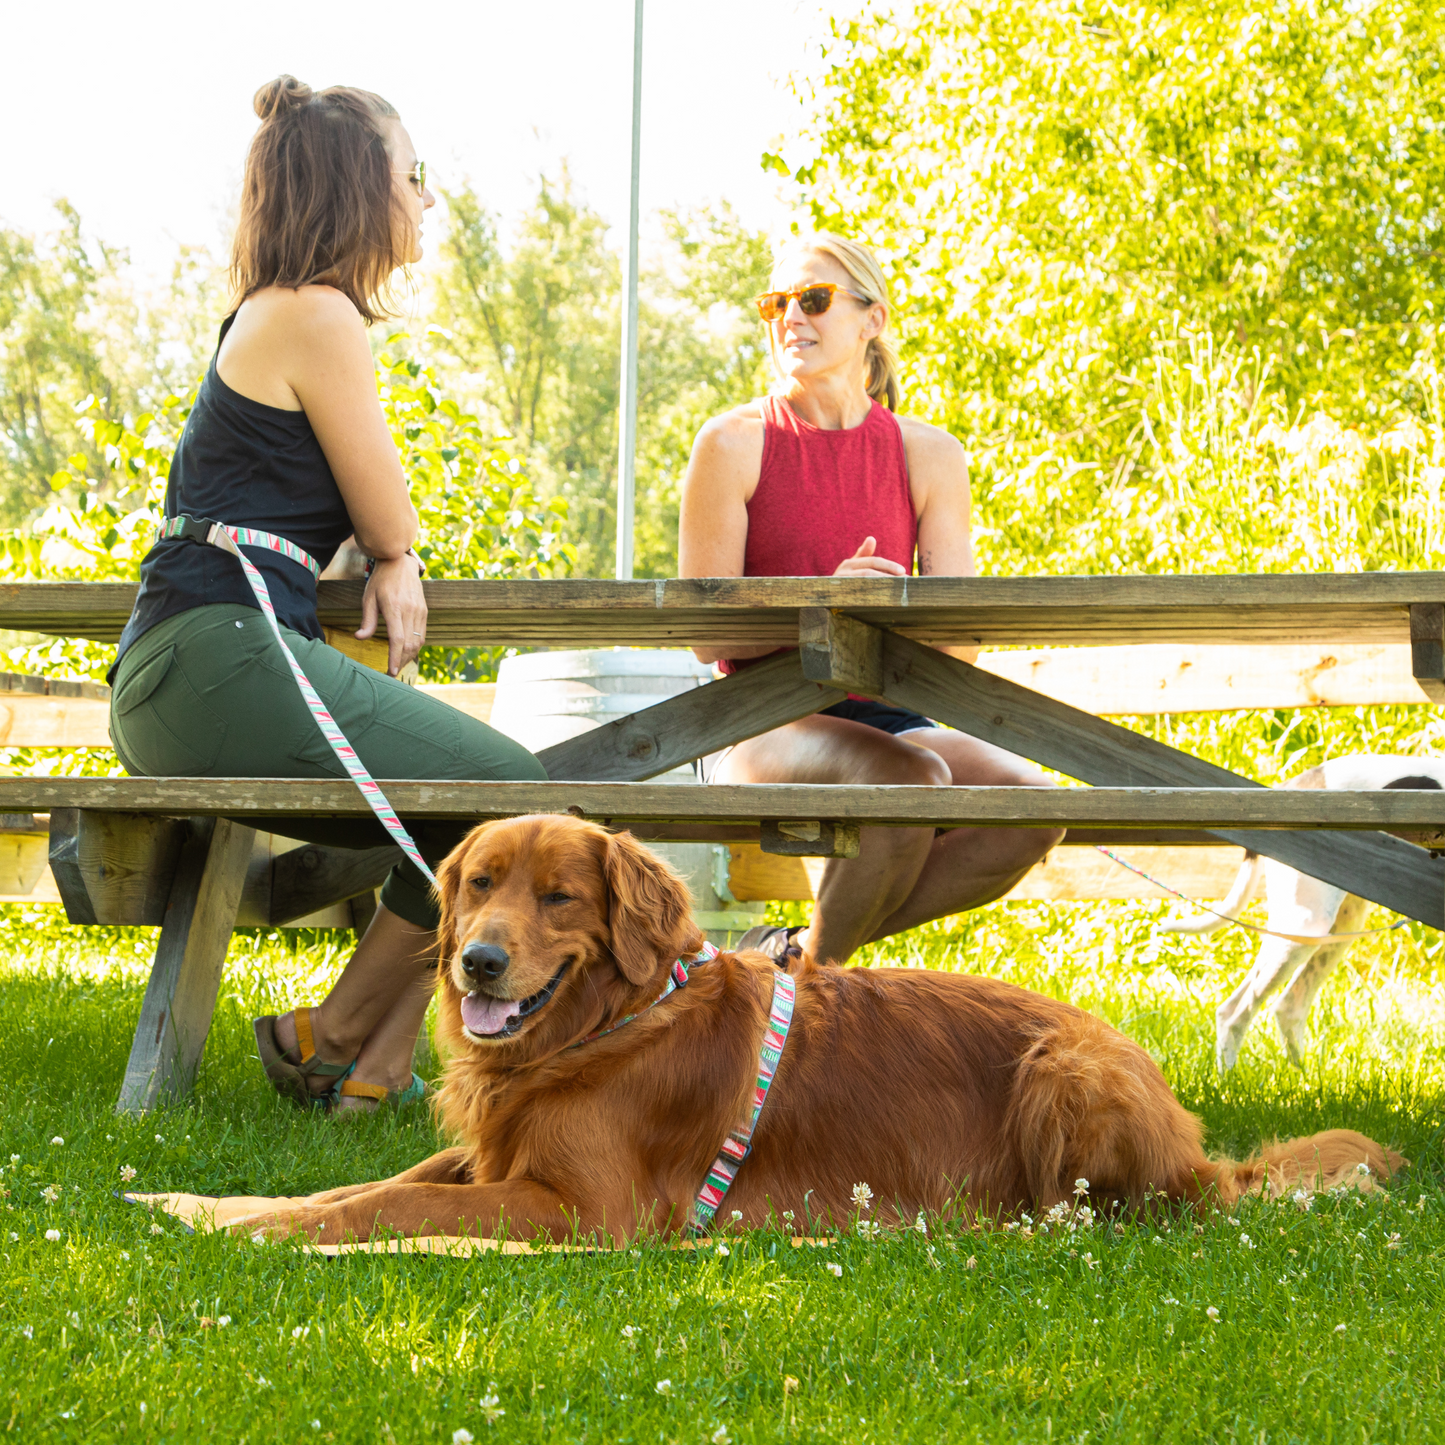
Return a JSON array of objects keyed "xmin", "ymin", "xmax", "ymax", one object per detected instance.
[
  {"xmin": 46, "ymin": 809, "xmax": 97, "ymax": 924},
  {"xmin": 4, "ymin": 572, "xmax": 1444, "ymax": 648},
  {"xmin": 536, "ymin": 649, "xmax": 843, "ymax": 781},
  {"xmin": 415, "ymin": 682, "xmax": 495, "ymax": 722},
  {"xmin": 0, "ymin": 831, "xmax": 50, "ymax": 895},
  {"xmin": 871, "ymin": 629, "xmax": 1445, "ymax": 928},
  {"xmin": 1005, "ymin": 845, "xmax": 1246, "ymax": 901},
  {"xmin": 759, "ymin": 819, "xmax": 861, "ymax": 857},
  {"xmin": 725, "ymin": 842, "xmax": 1248, "ymax": 903},
  {"xmin": 5, "ymin": 775, "xmax": 1445, "ymax": 828},
  {"xmin": 976, "ymin": 642, "xmax": 1431, "ymax": 713},
  {"xmin": 800, "ymin": 607, "xmax": 882, "ymax": 693},
  {"xmin": 268, "ymin": 842, "xmax": 400, "ymax": 926},
  {"xmin": 77, "ymin": 811, "xmax": 188, "ymax": 925},
  {"xmin": 116, "ymin": 817, "xmax": 255, "ymax": 1113},
  {"xmin": 0, "ymin": 694, "xmax": 111, "ymax": 747},
  {"xmin": 1410, "ymin": 603, "xmax": 1445, "ymax": 704}
]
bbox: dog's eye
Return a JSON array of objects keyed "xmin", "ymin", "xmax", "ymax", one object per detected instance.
[
  {"xmin": 542, "ymin": 892, "xmax": 572, "ymax": 905},
  {"xmin": 470, "ymin": 876, "xmax": 491, "ymax": 892}
]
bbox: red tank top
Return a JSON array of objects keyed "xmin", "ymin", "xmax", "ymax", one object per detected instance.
[{"xmin": 719, "ymin": 393, "xmax": 915, "ymax": 675}]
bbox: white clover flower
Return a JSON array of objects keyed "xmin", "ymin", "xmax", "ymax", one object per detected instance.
[
  {"xmin": 1334, "ymin": 1323, "xmax": 1347, "ymax": 1333},
  {"xmin": 715, "ymin": 1244, "xmax": 730, "ymax": 1257},
  {"xmin": 654, "ymin": 1380, "xmax": 673, "ymax": 1396},
  {"xmin": 44, "ymin": 1229, "xmax": 60, "ymax": 1242},
  {"xmin": 856, "ymin": 1219, "xmax": 882, "ymax": 1241},
  {"xmin": 1206, "ymin": 1306, "xmax": 1219, "ymax": 1321},
  {"xmin": 851, "ymin": 1182, "xmax": 873, "ymax": 1211},
  {"xmin": 8, "ymin": 1155, "xmax": 18, "ymax": 1165},
  {"xmin": 1074, "ymin": 1178, "xmax": 1089, "ymax": 1196},
  {"xmin": 782, "ymin": 1210, "xmax": 794, "ymax": 1223},
  {"xmin": 730, "ymin": 1210, "xmax": 742, "ymax": 1222},
  {"xmin": 1292, "ymin": 1190, "xmax": 1313, "ymax": 1211},
  {"xmin": 1356, "ymin": 1162, "xmax": 1371, "ymax": 1177},
  {"xmin": 119, "ymin": 1165, "xmax": 137, "ymax": 1183},
  {"xmin": 621, "ymin": 1325, "xmax": 638, "ymax": 1341},
  {"xmin": 711, "ymin": 1427, "xmax": 731, "ymax": 1445},
  {"xmin": 50, "ymin": 1137, "xmax": 63, "ymax": 1147},
  {"xmin": 1387, "ymin": 1233, "xmax": 1401, "ymax": 1249},
  {"xmin": 1045, "ymin": 1202, "xmax": 1071, "ymax": 1225},
  {"xmin": 479, "ymin": 1389, "xmax": 504, "ymax": 1424},
  {"xmin": 311, "ymin": 1422, "xmax": 320, "ymax": 1431},
  {"xmin": 41, "ymin": 1185, "xmax": 59, "ymax": 1204},
  {"xmin": 154, "ymin": 1135, "xmax": 163, "ymax": 1144},
  {"xmin": 218, "ymin": 1315, "xmax": 231, "ymax": 1327},
  {"xmin": 120, "ymin": 1251, "xmax": 129, "ymax": 1261},
  {"xmin": 965, "ymin": 1255, "xmax": 977, "ymax": 1269},
  {"xmin": 452, "ymin": 1432, "xmax": 474, "ymax": 1445},
  {"xmin": 1163, "ymin": 1297, "xmax": 1179, "ymax": 1306},
  {"xmin": 1075, "ymin": 1206, "xmax": 1095, "ymax": 1228},
  {"xmin": 1227, "ymin": 1217, "xmax": 1240, "ymax": 1227},
  {"xmin": 826, "ymin": 1261, "xmax": 843, "ymax": 1277},
  {"xmin": 1003, "ymin": 1221, "xmax": 1019, "ymax": 1232},
  {"xmin": 7, "ymin": 1232, "xmax": 16, "ymax": 1242},
  {"xmin": 913, "ymin": 1212, "xmax": 928, "ymax": 1235},
  {"xmin": 1240, "ymin": 1234, "xmax": 1255, "ymax": 1249},
  {"xmin": 150, "ymin": 1222, "xmax": 163, "ymax": 1235},
  {"xmin": 292, "ymin": 1325, "xmax": 310, "ymax": 1339}
]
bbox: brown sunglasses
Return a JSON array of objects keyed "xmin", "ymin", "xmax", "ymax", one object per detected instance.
[{"xmin": 752, "ymin": 282, "xmax": 870, "ymax": 322}]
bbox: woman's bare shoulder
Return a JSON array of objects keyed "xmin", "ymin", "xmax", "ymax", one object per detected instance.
[
  {"xmin": 895, "ymin": 413, "xmax": 966, "ymax": 467},
  {"xmin": 234, "ymin": 285, "xmax": 366, "ymax": 349},
  {"xmin": 690, "ymin": 400, "xmax": 767, "ymax": 469}
]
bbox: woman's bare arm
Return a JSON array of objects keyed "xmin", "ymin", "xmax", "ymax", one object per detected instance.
[
  {"xmin": 899, "ymin": 416, "xmax": 976, "ymax": 661},
  {"xmin": 677, "ymin": 407, "xmax": 768, "ymax": 665}
]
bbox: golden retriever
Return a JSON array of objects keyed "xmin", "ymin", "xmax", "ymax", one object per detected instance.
[{"xmin": 252, "ymin": 815, "xmax": 1403, "ymax": 1243}]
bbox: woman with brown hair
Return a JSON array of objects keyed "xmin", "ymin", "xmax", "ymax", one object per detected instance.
[
  {"xmin": 680, "ymin": 234, "xmax": 1062, "ymax": 967},
  {"xmin": 107, "ymin": 77, "xmax": 547, "ymax": 1114}
]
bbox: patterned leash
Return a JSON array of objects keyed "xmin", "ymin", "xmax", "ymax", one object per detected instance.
[
  {"xmin": 160, "ymin": 515, "xmax": 437, "ymax": 888},
  {"xmin": 1092, "ymin": 845, "xmax": 1407, "ymax": 946}
]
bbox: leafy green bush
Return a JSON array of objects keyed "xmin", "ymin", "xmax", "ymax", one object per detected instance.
[{"xmin": 0, "ymin": 348, "xmax": 573, "ymax": 686}]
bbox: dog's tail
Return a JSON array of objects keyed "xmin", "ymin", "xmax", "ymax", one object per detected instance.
[
  {"xmin": 1160, "ymin": 850, "xmax": 1263, "ymax": 936},
  {"xmin": 1189, "ymin": 1129, "xmax": 1408, "ymax": 1208}
]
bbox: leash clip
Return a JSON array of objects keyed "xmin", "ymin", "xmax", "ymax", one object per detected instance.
[{"xmin": 174, "ymin": 515, "xmax": 223, "ymax": 546}]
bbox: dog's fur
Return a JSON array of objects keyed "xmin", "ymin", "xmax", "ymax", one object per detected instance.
[
  {"xmin": 252, "ymin": 815, "xmax": 1403, "ymax": 1243},
  {"xmin": 1163, "ymin": 754, "xmax": 1445, "ymax": 1072}
]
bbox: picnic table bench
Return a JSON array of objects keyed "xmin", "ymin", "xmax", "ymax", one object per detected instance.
[{"xmin": 4, "ymin": 571, "xmax": 1445, "ymax": 1114}]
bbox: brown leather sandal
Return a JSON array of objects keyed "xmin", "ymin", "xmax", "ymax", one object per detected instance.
[{"xmin": 252, "ymin": 1008, "xmax": 355, "ymax": 1108}]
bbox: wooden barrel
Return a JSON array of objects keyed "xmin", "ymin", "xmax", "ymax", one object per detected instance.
[{"xmin": 489, "ymin": 649, "xmax": 765, "ymax": 942}]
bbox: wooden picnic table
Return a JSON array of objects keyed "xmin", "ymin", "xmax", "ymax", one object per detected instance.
[{"xmin": 5, "ymin": 572, "xmax": 1445, "ymax": 1114}]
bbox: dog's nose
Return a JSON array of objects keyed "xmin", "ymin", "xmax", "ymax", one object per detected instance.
[{"xmin": 461, "ymin": 942, "xmax": 510, "ymax": 981}]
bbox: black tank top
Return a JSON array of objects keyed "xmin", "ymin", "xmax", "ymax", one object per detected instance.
[{"xmin": 111, "ymin": 313, "xmax": 354, "ymax": 674}]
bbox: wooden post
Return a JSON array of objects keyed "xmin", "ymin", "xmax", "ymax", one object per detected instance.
[
  {"xmin": 759, "ymin": 820, "xmax": 861, "ymax": 858},
  {"xmin": 116, "ymin": 816, "xmax": 255, "ymax": 1114},
  {"xmin": 1410, "ymin": 602, "xmax": 1445, "ymax": 703},
  {"xmin": 798, "ymin": 608, "xmax": 884, "ymax": 695},
  {"xmin": 47, "ymin": 809, "xmax": 97, "ymax": 925}
]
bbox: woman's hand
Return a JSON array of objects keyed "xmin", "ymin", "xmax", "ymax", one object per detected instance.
[
  {"xmin": 356, "ymin": 553, "xmax": 427, "ymax": 676},
  {"xmin": 833, "ymin": 536, "xmax": 907, "ymax": 578}
]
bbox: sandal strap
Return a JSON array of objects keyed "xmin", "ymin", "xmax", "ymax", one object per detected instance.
[
  {"xmin": 292, "ymin": 1009, "xmax": 351, "ymax": 1079},
  {"xmin": 338, "ymin": 1079, "xmax": 390, "ymax": 1102}
]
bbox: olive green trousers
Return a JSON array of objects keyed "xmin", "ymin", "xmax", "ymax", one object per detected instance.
[{"xmin": 109, "ymin": 603, "xmax": 546, "ymax": 929}]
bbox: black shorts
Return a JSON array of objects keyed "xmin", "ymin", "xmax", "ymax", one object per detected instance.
[{"xmin": 818, "ymin": 698, "xmax": 937, "ymax": 735}]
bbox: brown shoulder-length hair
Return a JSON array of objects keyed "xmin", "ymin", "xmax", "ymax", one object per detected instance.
[{"xmin": 230, "ymin": 75, "xmax": 409, "ymax": 323}]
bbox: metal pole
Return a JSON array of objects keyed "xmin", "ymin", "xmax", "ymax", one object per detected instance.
[{"xmin": 614, "ymin": 0, "xmax": 643, "ymax": 580}]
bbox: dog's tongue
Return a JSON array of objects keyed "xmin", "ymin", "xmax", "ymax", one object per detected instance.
[{"xmin": 461, "ymin": 991, "xmax": 523, "ymax": 1036}]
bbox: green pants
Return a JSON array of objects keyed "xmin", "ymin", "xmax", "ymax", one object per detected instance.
[{"xmin": 108, "ymin": 603, "xmax": 547, "ymax": 929}]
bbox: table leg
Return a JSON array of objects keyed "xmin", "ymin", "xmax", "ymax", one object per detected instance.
[{"xmin": 116, "ymin": 816, "xmax": 255, "ymax": 1114}]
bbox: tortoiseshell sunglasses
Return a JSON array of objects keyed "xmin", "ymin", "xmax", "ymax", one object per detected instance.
[{"xmin": 752, "ymin": 282, "xmax": 870, "ymax": 321}]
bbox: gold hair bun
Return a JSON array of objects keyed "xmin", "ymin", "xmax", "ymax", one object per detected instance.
[{"xmin": 253, "ymin": 75, "xmax": 313, "ymax": 122}]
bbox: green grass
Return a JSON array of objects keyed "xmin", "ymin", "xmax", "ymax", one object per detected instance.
[{"xmin": 2, "ymin": 899, "xmax": 1442, "ymax": 1444}]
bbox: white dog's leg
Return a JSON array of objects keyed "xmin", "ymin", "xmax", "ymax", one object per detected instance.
[
  {"xmin": 1273, "ymin": 892, "xmax": 1367, "ymax": 1064},
  {"xmin": 1214, "ymin": 863, "xmax": 1346, "ymax": 1072}
]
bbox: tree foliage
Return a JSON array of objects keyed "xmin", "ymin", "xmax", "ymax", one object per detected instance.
[
  {"xmin": 775, "ymin": 0, "xmax": 1445, "ymax": 558},
  {"xmin": 427, "ymin": 180, "xmax": 771, "ymax": 576}
]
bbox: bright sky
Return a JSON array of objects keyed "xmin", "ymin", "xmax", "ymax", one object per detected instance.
[{"xmin": 3, "ymin": 0, "xmax": 833, "ymax": 280}]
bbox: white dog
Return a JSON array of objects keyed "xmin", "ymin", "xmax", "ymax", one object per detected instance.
[{"xmin": 1163, "ymin": 754, "xmax": 1445, "ymax": 1072}]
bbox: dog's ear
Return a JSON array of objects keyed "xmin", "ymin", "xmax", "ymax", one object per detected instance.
[
  {"xmin": 434, "ymin": 824, "xmax": 485, "ymax": 974},
  {"xmin": 603, "ymin": 830, "xmax": 705, "ymax": 986}
]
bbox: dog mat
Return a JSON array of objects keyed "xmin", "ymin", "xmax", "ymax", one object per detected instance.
[{"xmin": 124, "ymin": 1193, "xmax": 832, "ymax": 1257}]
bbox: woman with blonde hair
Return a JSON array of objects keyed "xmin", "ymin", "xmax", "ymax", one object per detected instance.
[
  {"xmin": 679, "ymin": 234, "xmax": 1061, "ymax": 965},
  {"xmin": 108, "ymin": 77, "xmax": 547, "ymax": 1112}
]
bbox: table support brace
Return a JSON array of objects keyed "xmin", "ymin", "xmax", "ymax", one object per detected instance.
[{"xmin": 798, "ymin": 609, "xmax": 1445, "ymax": 929}]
